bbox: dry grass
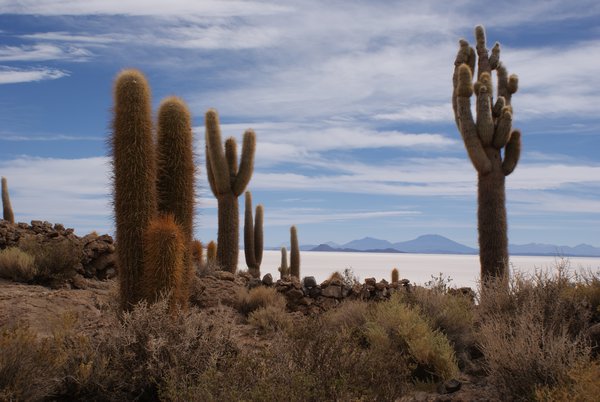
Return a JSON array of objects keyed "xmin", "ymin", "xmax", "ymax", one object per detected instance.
[
  {"xmin": 19, "ymin": 237, "xmax": 82, "ymax": 284},
  {"xmin": 236, "ymin": 286, "xmax": 286, "ymax": 316},
  {"xmin": 0, "ymin": 247, "xmax": 36, "ymax": 282},
  {"xmin": 248, "ymin": 304, "xmax": 293, "ymax": 334}
]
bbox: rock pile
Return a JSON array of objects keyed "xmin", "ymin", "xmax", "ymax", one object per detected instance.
[{"xmin": 0, "ymin": 219, "xmax": 116, "ymax": 279}]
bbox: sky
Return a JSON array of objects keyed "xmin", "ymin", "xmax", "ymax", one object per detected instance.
[{"xmin": 0, "ymin": 0, "xmax": 599, "ymax": 249}]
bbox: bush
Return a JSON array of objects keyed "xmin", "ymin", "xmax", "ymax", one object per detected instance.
[
  {"xmin": 0, "ymin": 247, "xmax": 36, "ymax": 282},
  {"xmin": 237, "ymin": 286, "xmax": 286, "ymax": 316},
  {"xmin": 248, "ymin": 305, "xmax": 293, "ymax": 334},
  {"xmin": 535, "ymin": 361, "xmax": 600, "ymax": 402},
  {"xmin": 19, "ymin": 237, "xmax": 82, "ymax": 284},
  {"xmin": 366, "ymin": 295, "xmax": 459, "ymax": 382},
  {"xmin": 477, "ymin": 262, "xmax": 595, "ymax": 400}
]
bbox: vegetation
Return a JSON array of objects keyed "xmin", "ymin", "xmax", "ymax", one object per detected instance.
[
  {"xmin": 1, "ymin": 177, "xmax": 14, "ymax": 224},
  {"xmin": 205, "ymin": 108, "xmax": 256, "ymax": 273},
  {"xmin": 290, "ymin": 225, "xmax": 300, "ymax": 279},
  {"xmin": 244, "ymin": 191, "xmax": 264, "ymax": 278},
  {"xmin": 452, "ymin": 25, "xmax": 521, "ymax": 287}
]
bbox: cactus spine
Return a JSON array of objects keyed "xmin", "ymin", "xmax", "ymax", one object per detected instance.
[
  {"xmin": 452, "ymin": 26, "xmax": 521, "ymax": 285},
  {"xmin": 141, "ymin": 214, "xmax": 185, "ymax": 309},
  {"xmin": 243, "ymin": 191, "xmax": 263, "ymax": 278},
  {"xmin": 391, "ymin": 268, "xmax": 399, "ymax": 284},
  {"xmin": 205, "ymin": 109, "xmax": 256, "ymax": 273},
  {"xmin": 1, "ymin": 177, "xmax": 14, "ymax": 224},
  {"xmin": 278, "ymin": 246, "xmax": 289, "ymax": 279},
  {"xmin": 111, "ymin": 69, "xmax": 157, "ymax": 310},
  {"xmin": 156, "ymin": 96, "xmax": 195, "ymax": 304},
  {"xmin": 290, "ymin": 225, "xmax": 300, "ymax": 279}
]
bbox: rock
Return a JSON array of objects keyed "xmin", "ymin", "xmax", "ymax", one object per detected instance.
[
  {"xmin": 443, "ymin": 379, "xmax": 462, "ymax": 393},
  {"xmin": 215, "ymin": 271, "xmax": 236, "ymax": 281},
  {"xmin": 262, "ymin": 273, "xmax": 273, "ymax": 286},
  {"xmin": 365, "ymin": 277, "xmax": 376, "ymax": 286},
  {"xmin": 247, "ymin": 278, "xmax": 262, "ymax": 289},
  {"xmin": 303, "ymin": 276, "xmax": 317, "ymax": 288},
  {"xmin": 308, "ymin": 287, "xmax": 322, "ymax": 298},
  {"xmin": 322, "ymin": 285, "xmax": 343, "ymax": 298},
  {"xmin": 374, "ymin": 281, "xmax": 387, "ymax": 290},
  {"xmin": 286, "ymin": 288, "xmax": 304, "ymax": 301}
]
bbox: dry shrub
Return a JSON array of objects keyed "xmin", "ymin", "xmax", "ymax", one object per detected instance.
[
  {"xmin": 237, "ymin": 286, "xmax": 286, "ymax": 316},
  {"xmin": 19, "ymin": 237, "xmax": 82, "ymax": 284},
  {"xmin": 477, "ymin": 261, "xmax": 595, "ymax": 400},
  {"xmin": 534, "ymin": 361, "xmax": 600, "ymax": 402},
  {"xmin": 367, "ymin": 295, "xmax": 459, "ymax": 382},
  {"xmin": 323, "ymin": 299, "xmax": 370, "ymax": 329},
  {"xmin": 0, "ymin": 247, "xmax": 36, "ymax": 282},
  {"xmin": 248, "ymin": 305, "xmax": 293, "ymax": 334},
  {"xmin": 400, "ymin": 285, "xmax": 475, "ymax": 360}
]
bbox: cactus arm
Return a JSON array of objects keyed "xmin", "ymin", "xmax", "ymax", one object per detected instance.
[
  {"xmin": 452, "ymin": 40, "xmax": 476, "ymax": 127},
  {"xmin": 502, "ymin": 130, "xmax": 521, "ymax": 176},
  {"xmin": 205, "ymin": 145, "xmax": 219, "ymax": 197},
  {"xmin": 205, "ymin": 109, "xmax": 230, "ymax": 195},
  {"xmin": 232, "ymin": 129, "xmax": 256, "ymax": 196},
  {"xmin": 255, "ymin": 204, "xmax": 264, "ymax": 267},
  {"xmin": 455, "ymin": 64, "xmax": 492, "ymax": 174},
  {"xmin": 493, "ymin": 108, "xmax": 513, "ymax": 149},
  {"xmin": 225, "ymin": 137, "xmax": 239, "ymax": 178},
  {"xmin": 475, "ymin": 84, "xmax": 494, "ymax": 146},
  {"xmin": 244, "ymin": 191, "xmax": 256, "ymax": 270},
  {"xmin": 492, "ymin": 96, "xmax": 506, "ymax": 118},
  {"xmin": 489, "ymin": 42, "xmax": 500, "ymax": 70},
  {"xmin": 474, "ymin": 25, "xmax": 492, "ymax": 78}
]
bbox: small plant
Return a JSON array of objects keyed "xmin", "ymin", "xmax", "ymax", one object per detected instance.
[
  {"xmin": 248, "ymin": 305, "xmax": 292, "ymax": 334},
  {"xmin": 237, "ymin": 286, "xmax": 286, "ymax": 316},
  {"xmin": 0, "ymin": 247, "xmax": 36, "ymax": 282},
  {"xmin": 19, "ymin": 237, "xmax": 81, "ymax": 284}
]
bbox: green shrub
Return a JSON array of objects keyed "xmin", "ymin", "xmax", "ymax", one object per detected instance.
[{"xmin": 0, "ymin": 247, "xmax": 36, "ymax": 282}]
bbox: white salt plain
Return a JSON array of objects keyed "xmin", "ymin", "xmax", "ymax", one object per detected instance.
[{"xmin": 245, "ymin": 251, "xmax": 600, "ymax": 289}]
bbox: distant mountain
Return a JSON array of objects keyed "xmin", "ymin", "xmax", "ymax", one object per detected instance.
[
  {"xmin": 341, "ymin": 237, "xmax": 394, "ymax": 251},
  {"xmin": 509, "ymin": 243, "xmax": 600, "ymax": 257},
  {"xmin": 291, "ymin": 235, "xmax": 600, "ymax": 257},
  {"xmin": 393, "ymin": 234, "xmax": 478, "ymax": 254}
]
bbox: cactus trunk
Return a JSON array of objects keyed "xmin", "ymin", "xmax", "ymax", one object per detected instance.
[
  {"xmin": 478, "ymin": 149, "xmax": 508, "ymax": 280},
  {"xmin": 1, "ymin": 177, "xmax": 14, "ymax": 224},
  {"xmin": 216, "ymin": 193, "xmax": 239, "ymax": 271},
  {"xmin": 112, "ymin": 69, "xmax": 157, "ymax": 311},
  {"xmin": 290, "ymin": 225, "xmax": 300, "ymax": 279}
]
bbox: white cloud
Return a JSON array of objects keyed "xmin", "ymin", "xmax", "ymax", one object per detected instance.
[
  {"xmin": 0, "ymin": 44, "xmax": 92, "ymax": 61},
  {"xmin": 0, "ymin": 67, "xmax": 68, "ymax": 84}
]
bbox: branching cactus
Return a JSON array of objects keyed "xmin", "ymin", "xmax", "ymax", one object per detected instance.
[
  {"xmin": 290, "ymin": 225, "xmax": 300, "ymax": 279},
  {"xmin": 112, "ymin": 69, "xmax": 157, "ymax": 310},
  {"xmin": 156, "ymin": 96, "xmax": 195, "ymax": 302},
  {"xmin": 452, "ymin": 26, "xmax": 521, "ymax": 284},
  {"xmin": 244, "ymin": 191, "xmax": 263, "ymax": 278},
  {"xmin": 278, "ymin": 246, "xmax": 289, "ymax": 279},
  {"xmin": 1, "ymin": 177, "xmax": 14, "ymax": 224},
  {"xmin": 205, "ymin": 109, "xmax": 256, "ymax": 273}
]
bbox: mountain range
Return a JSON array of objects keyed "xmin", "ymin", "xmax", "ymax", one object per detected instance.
[{"xmin": 295, "ymin": 235, "xmax": 600, "ymax": 257}]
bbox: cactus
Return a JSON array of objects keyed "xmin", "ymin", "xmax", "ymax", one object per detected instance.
[
  {"xmin": 391, "ymin": 268, "xmax": 399, "ymax": 284},
  {"xmin": 207, "ymin": 240, "xmax": 217, "ymax": 264},
  {"xmin": 141, "ymin": 214, "xmax": 185, "ymax": 310},
  {"xmin": 191, "ymin": 239, "xmax": 203, "ymax": 271},
  {"xmin": 243, "ymin": 191, "xmax": 263, "ymax": 278},
  {"xmin": 290, "ymin": 225, "xmax": 300, "ymax": 279},
  {"xmin": 205, "ymin": 109, "xmax": 256, "ymax": 273},
  {"xmin": 1, "ymin": 177, "xmax": 14, "ymax": 224},
  {"xmin": 278, "ymin": 246, "xmax": 289, "ymax": 279},
  {"xmin": 111, "ymin": 69, "xmax": 157, "ymax": 310},
  {"xmin": 452, "ymin": 26, "xmax": 521, "ymax": 285},
  {"xmin": 156, "ymin": 96, "xmax": 195, "ymax": 303}
]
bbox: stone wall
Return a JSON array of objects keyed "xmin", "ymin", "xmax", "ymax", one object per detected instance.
[{"xmin": 0, "ymin": 219, "xmax": 116, "ymax": 279}]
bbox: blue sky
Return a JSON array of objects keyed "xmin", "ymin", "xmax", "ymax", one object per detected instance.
[{"xmin": 0, "ymin": 0, "xmax": 599, "ymax": 248}]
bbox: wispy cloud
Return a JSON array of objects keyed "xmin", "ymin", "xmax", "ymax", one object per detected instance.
[
  {"xmin": 0, "ymin": 44, "xmax": 92, "ymax": 62},
  {"xmin": 0, "ymin": 66, "xmax": 68, "ymax": 84}
]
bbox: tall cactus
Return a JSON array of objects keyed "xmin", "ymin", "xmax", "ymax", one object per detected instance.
[
  {"xmin": 205, "ymin": 109, "xmax": 256, "ymax": 273},
  {"xmin": 1, "ymin": 177, "xmax": 14, "ymax": 224},
  {"xmin": 244, "ymin": 191, "xmax": 263, "ymax": 278},
  {"xmin": 290, "ymin": 225, "xmax": 300, "ymax": 279},
  {"xmin": 111, "ymin": 69, "xmax": 157, "ymax": 310},
  {"xmin": 278, "ymin": 246, "xmax": 289, "ymax": 279},
  {"xmin": 141, "ymin": 214, "xmax": 185, "ymax": 310},
  {"xmin": 452, "ymin": 26, "xmax": 521, "ymax": 284},
  {"xmin": 156, "ymin": 96, "xmax": 195, "ymax": 304}
]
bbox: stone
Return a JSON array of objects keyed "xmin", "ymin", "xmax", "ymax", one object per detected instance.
[
  {"xmin": 443, "ymin": 379, "xmax": 462, "ymax": 393},
  {"xmin": 308, "ymin": 287, "xmax": 322, "ymax": 298},
  {"xmin": 374, "ymin": 281, "xmax": 387, "ymax": 290},
  {"xmin": 215, "ymin": 271, "xmax": 236, "ymax": 281},
  {"xmin": 247, "ymin": 278, "xmax": 262, "ymax": 288},
  {"xmin": 286, "ymin": 288, "xmax": 304, "ymax": 300},
  {"xmin": 303, "ymin": 276, "xmax": 317, "ymax": 288},
  {"xmin": 321, "ymin": 285, "xmax": 343, "ymax": 298},
  {"xmin": 262, "ymin": 273, "xmax": 273, "ymax": 286},
  {"xmin": 365, "ymin": 277, "xmax": 376, "ymax": 286}
]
